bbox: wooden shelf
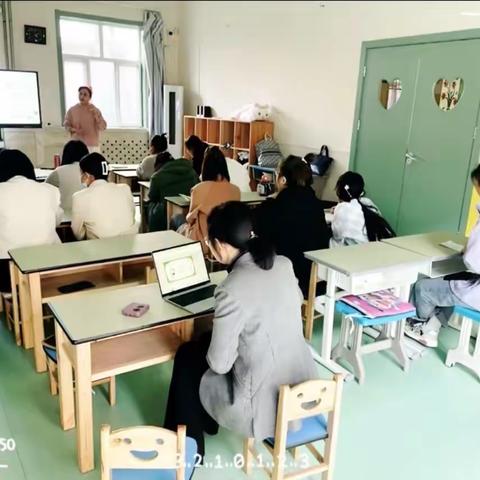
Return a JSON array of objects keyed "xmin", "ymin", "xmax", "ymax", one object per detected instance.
[
  {"xmin": 41, "ymin": 263, "xmax": 149, "ymax": 302},
  {"xmin": 91, "ymin": 326, "xmax": 182, "ymax": 380},
  {"xmin": 183, "ymin": 115, "xmax": 274, "ymax": 167}
]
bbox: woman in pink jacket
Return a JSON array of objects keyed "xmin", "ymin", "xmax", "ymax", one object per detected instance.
[{"xmin": 64, "ymin": 86, "xmax": 106, "ymax": 153}]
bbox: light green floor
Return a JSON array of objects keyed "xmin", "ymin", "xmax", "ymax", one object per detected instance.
[{"xmin": 0, "ymin": 314, "xmax": 479, "ymax": 480}]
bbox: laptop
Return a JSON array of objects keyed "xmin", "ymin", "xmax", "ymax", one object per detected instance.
[{"xmin": 152, "ymin": 242, "xmax": 217, "ymax": 314}]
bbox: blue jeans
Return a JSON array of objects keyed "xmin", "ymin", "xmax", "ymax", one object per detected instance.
[{"xmin": 411, "ymin": 277, "xmax": 467, "ymax": 325}]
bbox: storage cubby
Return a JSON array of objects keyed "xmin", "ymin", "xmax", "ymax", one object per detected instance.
[
  {"xmin": 220, "ymin": 120, "xmax": 235, "ymax": 147},
  {"xmin": 183, "ymin": 115, "xmax": 274, "ymax": 172},
  {"xmin": 234, "ymin": 122, "xmax": 250, "ymax": 149},
  {"xmin": 194, "ymin": 118, "xmax": 208, "ymax": 140},
  {"xmin": 207, "ymin": 119, "xmax": 220, "ymax": 145},
  {"xmin": 184, "ymin": 117, "xmax": 195, "ymax": 140}
]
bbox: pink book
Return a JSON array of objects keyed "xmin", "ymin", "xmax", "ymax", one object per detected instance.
[{"xmin": 341, "ymin": 290, "xmax": 416, "ymax": 318}]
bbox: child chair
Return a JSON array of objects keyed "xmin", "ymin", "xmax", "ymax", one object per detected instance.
[
  {"xmin": 244, "ymin": 375, "xmax": 343, "ymax": 480},
  {"xmin": 101, "ymin": 424, "xmax": 197, "ymax": 480},
  {"xmin": 331, "ymin": 301, "xmax": 410, "ymax": 384},
  {"xmin": 446, "ymin": 306, "xmax": 480, "ymax": 380},
  {"xmin": 42, "ymin": 336, "xmax": 116, "ymax": 404}
]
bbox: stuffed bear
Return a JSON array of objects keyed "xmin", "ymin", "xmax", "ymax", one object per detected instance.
[{"xmin": 230, "ymin": 103, "xmax": 272, "ymax": 122}]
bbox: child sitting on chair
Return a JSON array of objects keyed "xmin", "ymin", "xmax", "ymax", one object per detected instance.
[{"xmin": 406, "ymin": 165, "xmax": 480, "ymax": 347}]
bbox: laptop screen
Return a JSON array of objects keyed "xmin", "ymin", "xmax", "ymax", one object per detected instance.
[{"xmin": 152, "ymin": 242, "xmax": 210, "ymax": 295}]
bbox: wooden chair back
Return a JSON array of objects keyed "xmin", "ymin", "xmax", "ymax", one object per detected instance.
[{"xmin": 101, "ymin": 424, "xmax": 186, "ymax": 480}]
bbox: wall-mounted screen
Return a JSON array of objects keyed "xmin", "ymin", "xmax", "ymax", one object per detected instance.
[{"xmin": 0, "ymin": 70, "xmax": 42, "ymax": 128}]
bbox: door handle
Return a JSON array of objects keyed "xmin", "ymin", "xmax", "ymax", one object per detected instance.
[{"xmin": 405, "ymin": 152, "xmax": 416, "ymax": 165}]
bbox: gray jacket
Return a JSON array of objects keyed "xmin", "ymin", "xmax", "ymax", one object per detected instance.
[
  {"xmin": 199, "ymin": 253, "xmax": 318, "ymax": 441},
  {"xmin": 451, "ymin": 203, "xmax": 480, "ymax": 310}
]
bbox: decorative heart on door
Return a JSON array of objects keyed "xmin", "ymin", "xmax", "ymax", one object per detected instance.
[
  {"xmin": 434, "ymin": 78, "xmax": 464, "ymax": 111},
  {"xmin": 379, "ymin": 78, "xmax": 402, "ymax": 110}
]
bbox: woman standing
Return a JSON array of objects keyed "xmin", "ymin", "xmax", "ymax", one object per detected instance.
[
  {"xmin": 164, "ymin": 201, "xmax": 318, "ymax": 459},
  {"xmin": 64, "ymin": 86, "xmax": 107, "ymax": 153}
]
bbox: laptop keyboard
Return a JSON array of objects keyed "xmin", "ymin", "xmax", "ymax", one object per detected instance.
[{"xmin": 172, "ymin": 285, "xmax": 217, "ymax": 307}]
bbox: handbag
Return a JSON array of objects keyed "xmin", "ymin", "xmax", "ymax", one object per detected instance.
[
  {"xmin": 255, "ymin": 135, "xmax": 284, "ymax": 168},
  {"xmin": 309, "ymin": 145, "xmax": 333, "ymax": 176}
]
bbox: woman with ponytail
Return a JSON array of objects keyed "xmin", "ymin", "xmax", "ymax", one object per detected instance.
[
  {"xmin": 331, "ymin": 171, "xmax": 394, "ymax": 246},
  {"xmin": 164, "ymin": 201, "xmax": 318, "ymax": 461}
]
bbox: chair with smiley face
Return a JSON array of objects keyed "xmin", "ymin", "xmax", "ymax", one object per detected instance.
[
  {"xmin": 101, "ymin": 424, "xmax": 197, "ymax": 480},
  {"xmin": 243, "ymin": 375, "xmax": 343, "ymax": 480}
]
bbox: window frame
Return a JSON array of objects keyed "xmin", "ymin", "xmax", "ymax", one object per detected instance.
[{"xmin": 55, "ymin": 10, "xmax": 146, "ymax": 129}]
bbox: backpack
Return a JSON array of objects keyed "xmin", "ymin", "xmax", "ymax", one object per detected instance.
[
  {"xmin": 360, "ymin": 203, "xmax": 396, "ymax": 241},
  {"xmin": 255, "ymin": 136, "xmax": 284, "ymax": 168}
]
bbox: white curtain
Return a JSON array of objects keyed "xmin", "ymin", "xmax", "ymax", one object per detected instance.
[{"xmin": 143, "ymin": 10, "xmax": 165, "ymax": 136}]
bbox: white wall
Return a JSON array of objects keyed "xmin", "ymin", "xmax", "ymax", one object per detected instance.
[
  {"xmin": 1, "ymin": 0, "xmax": 181, "ymax": 164},
  {"xmin": 178, "ymin": 1, "xmax": 480, "ymax": 199},
  {"xmin": 9, "ymin": 0, "xmax": 180, "ymax": 127}
]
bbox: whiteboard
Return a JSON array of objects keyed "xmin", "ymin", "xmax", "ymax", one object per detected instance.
[{"xmin": 0, "ymin": 70, "xmax": 42, "ymax": 128}]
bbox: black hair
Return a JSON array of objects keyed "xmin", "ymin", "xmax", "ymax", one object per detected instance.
[
  {"xmin": 207, "ymin": 201, "xmax": 275, "ymax": 270},
  {"xmin": 61, "ymin": 140, "xmax": 89, "ymax": 166},
  {"xmin": 335, "ymin": 171, "xmax": 365, "ymax": 202},
  {"xmin": 78, "ymin": 86, "xmax": 92, "ymax": 98},
  {"xmin": 185, "ymin": 135, "xmax": 208, "ymax": 175},
  {"xmin": 79, "ymin": 152, "xmax": 109, "ymax": 180},
  {"xmin": 278, "ymin": 155, "xmax": 313, "ymax": 188},
  {"xmin": 0, "ymin": 149, "xmax": 36, "ymax": 182},
  {"xmin": 154, "ymin": 151, "xmax": 174, "ymax": 172},
  {"xmin": 150, "ymin": 134, "xmax": 168, "ymax": 154},
  {"xmin": 471, "ymin": 164, "xmax": 480, "ymax": 184},
  {"xmin": 202, "ymin": 146, "xmax": 230, "ymax": 182}
]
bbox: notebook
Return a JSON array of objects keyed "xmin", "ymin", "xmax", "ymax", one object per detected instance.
[
  {"xmin": 440, "ymin": 241, "xmax": 464, "ymax": 253},
  {"xmin": 341, "ymin": 290, "xmax": 416, "ymax": 318}
]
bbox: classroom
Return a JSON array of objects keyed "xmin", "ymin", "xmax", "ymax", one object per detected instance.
[{"xmin": 1, "ymin": 1, "xmax": 480, "ymax": 479}]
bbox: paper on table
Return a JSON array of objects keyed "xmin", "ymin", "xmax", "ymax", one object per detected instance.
[
  {"xmin": 440, "ymin": 241, "xmax": 464, "ymax": 253},
  {"xmin": 179, "ymin": 194, "xmax": 191, "ymax": 202}
]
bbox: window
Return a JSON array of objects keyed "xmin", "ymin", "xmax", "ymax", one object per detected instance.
[{"xmin": 58, "ymin": 15, "xmax": 143, "ymax": 128}]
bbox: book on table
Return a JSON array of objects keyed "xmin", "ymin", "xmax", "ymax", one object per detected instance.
[{"xmin": 341, "ymin": 289, "xmax": 416, "ymax": 318}]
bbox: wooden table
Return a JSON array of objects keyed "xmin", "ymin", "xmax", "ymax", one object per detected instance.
[
  {"xmin": 304, "ymin": 242, "xmax": 430, "ymax": 379},
  {"xmin": 112, "ymin": 169, "xmax": 138, "ymax": 188},
  {"xmin": 382, "ymin": 231, "xmax": 467, "ymax": 277},
  {"xmin": 51, "ymin": 271, "xmax": 226, "ymax": 473},
  {"xmin": 34, "ymin": 168, "xmax": 54, "ymax": 182},
  {"xmin": 138, "ymin": 181, "xmax": 151, "ymax": 233},
  {"xmin": 165, "ymin": 191, "xmax": 267, "ymax": 229},
  {"xmin": 9, "ymin": 231, "xmax": 190, "ymax": 373}
]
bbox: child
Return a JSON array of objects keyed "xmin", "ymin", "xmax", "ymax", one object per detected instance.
[
  {"xmin": 136, "ymin": 133, "xmax": 168, "ymax": 180},
  {"xmin": 331, "ymin": 171, "xmax": 394, "ymax": 246},
  {"xmin": 406, "ymin": 165, "xmax": 480, "ymax": 347},
  {"xmin": 185, "ymin": 135, "xmax": 208, "ymax": 176}
]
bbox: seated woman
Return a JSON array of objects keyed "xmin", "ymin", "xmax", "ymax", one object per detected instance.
[
  {"xmin": 136, "ymin": 133, "xmax": 168, "ymax": 180},
  {"xmin": 253, "ymin": 155, "xmax": 330, "ymax": 297},
  {"xmin": 185, "ymin": 134, "xmax": 208, "ymax": 176},
  {"xmin": 406, "ymin": 165, "xmax": 480, "ymax": 347},
  {"xmin": 45, "ymin": 140, "xmax": 89, "ymax": 211},
  {"xmin": 71, "ymin": 153, "xmax": 138, "ymax": 240},
  {"xmin": 179, "ymin": 147, "xmax": 240, "ymax": 251},
  {"xmin": 0, "ymin": 149, "xmax": 63, "ymax": 292},
  {"xmin": 331, "ymin": 171, "xmax": 393, "ymax": 246},
  {"xmin": 164, "ymin": 201, "xmax": 318, "ymax": 459},
  {"xmin": 148, "ymin": 153, "xmax": 199, "ymax": 231}
]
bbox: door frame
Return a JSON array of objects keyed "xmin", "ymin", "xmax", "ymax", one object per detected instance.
[{"xmin": 349, "ymin": 28, "xmax": 480, "ymax": 232}]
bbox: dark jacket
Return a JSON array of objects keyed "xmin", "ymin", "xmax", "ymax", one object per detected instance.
[
  {"xmin": 148, "ymin": 159, "xmax": 199, "ymax": 231},
  {"xmin": 253, "ymin": 186, "xmax": 330, "ymax": 297}
]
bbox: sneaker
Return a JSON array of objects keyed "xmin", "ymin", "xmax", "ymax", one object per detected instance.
[{"xmin": 405, "ymin": 321, "xmax": 439, "ymax": 348}]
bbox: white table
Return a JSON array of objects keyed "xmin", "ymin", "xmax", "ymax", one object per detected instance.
[
  {"xmin": 51, "ymin": 271, "xmax": 226, "ymax": 473},
  {"xmin": 305, "ymin": 242, "xmax": 430, "ymax": 379}
]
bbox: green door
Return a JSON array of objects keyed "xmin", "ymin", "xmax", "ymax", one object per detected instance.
[
  {"xmin": 353, "ymin": 45, "xmax": 420, "ymax": 227},
  {"xmin": 396, "ymin": 39, "xmax": 480, "ymax": 234}
]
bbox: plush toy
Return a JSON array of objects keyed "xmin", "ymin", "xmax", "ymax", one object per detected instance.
[{"xmin": 230, "ymin": 103, "xmax": 272, "ymax": 122}]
